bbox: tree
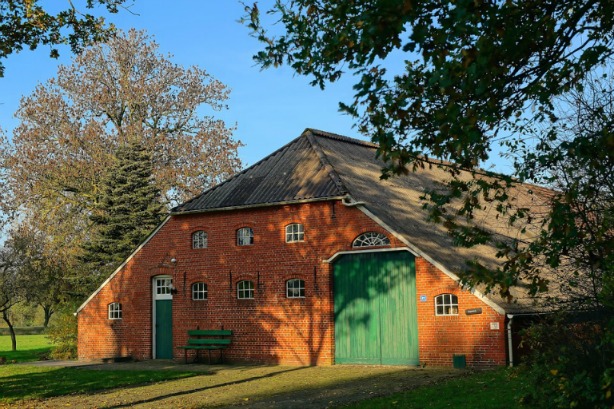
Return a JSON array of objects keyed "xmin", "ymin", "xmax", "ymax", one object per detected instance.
[
  {"xmin": 245, "ymin": 3, "xmax": 613, "ymax": 406},
  {"xmin": 0, "ymin": 243, "xmax": 23, "ymax": 351},
  {"xmin": 0, "ymin": 0, "xmax": 130, "ymax": 77},
  {"xmin": 80, "ymin": 141, "xmax": 165, "ymax": 293},
  {"xmin": 0, "ymin": 29, "xmax": 242, "ymax": 299}
]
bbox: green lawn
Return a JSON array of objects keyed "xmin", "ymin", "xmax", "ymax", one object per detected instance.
[
  {"xmin": 345, "ymin": 368, "xmax": 528, "ymax": 409},
  {"xmin": 0, "ymin": 365, "xmax": 197, "ymax": 404},
  {"xmin": 0, "ymin": 334, "xmax": 53, "ymax": 363}
]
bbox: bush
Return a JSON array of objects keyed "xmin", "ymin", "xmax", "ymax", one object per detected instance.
[
  {"xmin": 46, "ymin": 311, "xmax": 77, "ymax": 360},
  {"xmin": 520, "ymin": 314, "xmax": 613, "ymax": 409}
]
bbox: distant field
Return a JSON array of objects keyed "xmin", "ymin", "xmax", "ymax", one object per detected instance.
[{"xmin": 0, "ymin": 334, "xmax": 53, "ymax": 363}]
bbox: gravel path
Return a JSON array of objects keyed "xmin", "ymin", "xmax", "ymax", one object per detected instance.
[{"xmin": 5, "ymin": 361, "xmax": 460, "ymax": 408}]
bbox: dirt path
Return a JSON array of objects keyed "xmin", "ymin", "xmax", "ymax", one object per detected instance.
[{"xmin": 7, "ymin": 362, "xmax": 460, "ymax": 408}]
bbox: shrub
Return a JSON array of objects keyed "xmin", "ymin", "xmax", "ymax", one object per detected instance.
[
  {"xmin": 520, "ymin": 314, "xmax": 613, "ymax": 409},
  {"xmin": 46, "ymin": 310, "xmax": 77, "ymax": 360}
]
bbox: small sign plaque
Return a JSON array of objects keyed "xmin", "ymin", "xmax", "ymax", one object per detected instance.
[
  {"xmin": 465, "ymin": 308, "xmax": 482, "ymax": 315},
  {"xmin": 490, "ymin": 322, "xmax": 500, "ymax": 330},
  {"xmin": 420, "ymin": 295, "xmax": 427, "ymax": 302}
]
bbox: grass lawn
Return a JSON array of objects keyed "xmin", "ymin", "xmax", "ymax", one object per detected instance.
[
  {"xmin": 0, "ymin": 335, "xmax": 197, "ymax": 404},
  {"xmin": 0, "ymin": 334, "xmax": 53, "ymax": 363},
  {"xmin": 346, "ymin": 368, "xmax": 528, "ymax": 409},
  {"xmin": 0, "ymin": 365, "xmax": 197, "ymax": 404}
]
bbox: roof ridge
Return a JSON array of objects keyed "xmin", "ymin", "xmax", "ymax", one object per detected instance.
[
  {"xmin": 306, "ymin": 128, "xmax": 378, "ymax": 149},
  {"xmin": 303, "ymin": 129, "xmax": 349, "ymax": 196}
]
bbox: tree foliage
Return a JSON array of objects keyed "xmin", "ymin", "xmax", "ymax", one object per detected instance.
[
  {"xmin": 0, "ymin": 0, "xmax": 128, "ymax": 77},
  {"xmin": 80, "ymin": 141, "xmax": 165, "ymax": 292},
  {"xmin": 0, "ymin": 29, "xmax": 242, "ymax": 299},
  {"xmin": 244, "ymin": 0, "xmax": 613, "ymax": 308}
]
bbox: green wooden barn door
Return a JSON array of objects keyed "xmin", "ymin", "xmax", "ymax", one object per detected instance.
[{"xmin": 334, "ymin": 251, "xmax": 418, "ymax": 365}]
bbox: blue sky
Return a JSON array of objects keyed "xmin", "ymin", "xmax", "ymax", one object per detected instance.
[{"xmin": 0, "ymin": 1, "xmax": 512, "ymax": 172}]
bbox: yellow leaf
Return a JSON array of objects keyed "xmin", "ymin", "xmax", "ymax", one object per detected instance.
[{"xmin": 550, "ymin": 369, "xmax": 558, "ymax": 376}]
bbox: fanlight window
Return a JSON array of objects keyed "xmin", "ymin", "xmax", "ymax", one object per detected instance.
[
  {"xmin": 435, "ymin": 294, "xmax": 459, "ymax": 316},
  {"xmin": 352, "ymin": 232, "xmax": 390, "ymax": 247},
  {"xmin": 192, "ymin": 230, "xmax": 208, "ymax": 249}
]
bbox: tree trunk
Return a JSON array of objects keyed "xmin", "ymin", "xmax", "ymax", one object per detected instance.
[
  {"xmin": 42, "ymin": 305, "xmax": 54, "ymax": 328},
  {"xmin": 2, "ymin": 310, "xmax": 17, "ymax": 351}
]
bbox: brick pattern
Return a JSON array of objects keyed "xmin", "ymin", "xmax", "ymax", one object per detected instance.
[{"xmin": 78, "ymin": 200, "xmax": 506, "ymax": 367}]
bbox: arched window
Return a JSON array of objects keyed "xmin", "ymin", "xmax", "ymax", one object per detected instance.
[
  {"xmin": 435, "ymin": 294, "xmax": 459, "ymax": 316},
  {"xmin": 192, "ymin": 230, "xmax": 208, "ymax": 249},
  {"xmin": 192, "ymin": 282, "xmax": 208, "ymax": 300},
  {"xmin": 237, "ymin": 280, "xmax": 254, "ymax": 299},
  {"xmin": 286, "ymin": 279, "xmax": 305, "ymax": 298},
  {"xmin": 237, "ymin": 227, "xmax": 254, "ymax": 246},
  {"xmin": 108, "ymin": 302, "xmax": 122, "ymax": 320},
  {"xmin": 285, "ymin": 223, "xmax": 304, "ymax": 243},
  {"xmin": 352, "ymin": 232, "xmax": 390, "ymax": 247}
]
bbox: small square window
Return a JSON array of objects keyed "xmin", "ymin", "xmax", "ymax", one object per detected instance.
[
  {"xmin": 285, "ymin": 224, "xmax": 304, "ymax": 243},
  {"xmin": 237, "ymin": 227, "xmax": 254, "ymax": 246},
  {"xmin": 237, "ymin": 280, "xmax": 254, "ymax": 299},
  {"xmin": 192, "ymin": 282, "xmax": 208, "ymax": 300},
  {"xmin": 108, "ymin": 302, "xmax": 122, "ymax": 320},
  {"xmin": 286, "ymin": 279, "xmax": 305, "ymax": 298},
  {"xmin": 435, "ymin": 293, "xmax": 459, "ymax": 316},
  {"xmin": 192, "ymin": 231, "xmax": 208, "ymax": 249}
]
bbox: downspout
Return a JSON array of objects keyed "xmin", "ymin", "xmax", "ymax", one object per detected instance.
[{"xmin": 507, "ymin": 314, "xmax": 514, "ymax": 367}]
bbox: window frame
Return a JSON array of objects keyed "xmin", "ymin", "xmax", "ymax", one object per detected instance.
[
  {"xmin": 108, "ymin": 302, "xmax": 122, "ymax": 320},
  {"xmin": 285, "ymin": 223, "xmax": 305, "ymax": 243},
  {"xmin": 237, "ymin": 280, "xmax": 255, "ymax": 299},
  {"xmin": 237, "ymin": 227, "xmax": 254, "ymax": 246},
  {"xmin": 191, "ymin": 282, "xmax": 208, "ymax": 300},
  {"xmin": 352, "ymin": 232, "xmax": 391, "ymax": 248},
  {"xmin": 286, "ymin": 278, "xmax": 306, "ymax": 298},
  {"xmin": 435, "ymin": 293, "xmax": 459, "ymax": 316},
  {"xmin": 192, "ymin": 230, "xmax": 208, "ymax": 249}
]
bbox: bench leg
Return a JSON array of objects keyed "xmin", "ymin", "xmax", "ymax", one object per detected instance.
[{"xmin": 184, "ymin": 350, "xmax": 188, "ymax": 364}]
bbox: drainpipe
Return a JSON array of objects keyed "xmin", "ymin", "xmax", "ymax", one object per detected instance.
[{"xmin": 507, "ymin": 314, "xmax": 514, "ymax": 367}]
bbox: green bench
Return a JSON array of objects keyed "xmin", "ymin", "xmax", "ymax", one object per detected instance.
[{"xmin": 177, "ymin": 329, "xmax": 232, "ymax": 364}]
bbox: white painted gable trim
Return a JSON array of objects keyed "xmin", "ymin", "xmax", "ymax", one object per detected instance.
[
  {"xmin": 75, "ymin": 216, "xmax": 172, "ymax": 315},
  {"xmin": 347, "ymin": 201, "xmax": 506, "ymax": 315}
]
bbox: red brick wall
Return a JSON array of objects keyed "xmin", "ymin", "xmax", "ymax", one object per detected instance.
[{"xmin": 77, "ymin": 200, "xmax": 506, "ymax": 367}]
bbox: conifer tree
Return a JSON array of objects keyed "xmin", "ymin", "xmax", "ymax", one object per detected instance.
[{"xmin": 81, "ymin": 141, "xmax": 165, "ymax": 290}]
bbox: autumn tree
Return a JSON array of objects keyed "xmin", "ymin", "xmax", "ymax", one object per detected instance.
[
  {"xmin": 0, "ymin": 29, "xmax": 241, "ymax": 297},
  {"xmin": 80, "ymin": 141, "xmax": 165, "ymax": 293},
  {"xmin": 0, "ymin": 0, "xmax": 130, "ymax": 77}
]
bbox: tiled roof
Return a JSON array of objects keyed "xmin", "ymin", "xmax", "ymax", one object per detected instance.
[{"xmin": 173, "ymin": 129, "xmax": 554, "ymax": 313}]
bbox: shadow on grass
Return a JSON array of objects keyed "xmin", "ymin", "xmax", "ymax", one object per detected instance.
[
  {"xmin": 110, "ymin": 366, "xmax": 308, "ymax": 408},
  {"xmin": 0, "ymin": 366, "xmax": 198, "ymax": 403}
]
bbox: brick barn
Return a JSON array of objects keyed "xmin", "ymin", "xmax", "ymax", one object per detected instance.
[{"xmin": 76, "ymin": 129, "xmax": 547, "ymax": 367}]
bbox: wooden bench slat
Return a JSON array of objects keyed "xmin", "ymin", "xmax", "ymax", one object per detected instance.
[
  {"xmin": 187, "ymin": 330, "xmax": 232, "ymax": 336},
  {"xmin": 186, "ymin": 338, "xmax": 231, "ymax": 346}
]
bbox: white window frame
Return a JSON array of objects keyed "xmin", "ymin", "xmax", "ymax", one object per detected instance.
[
  {"xmin": 352, "ymin": 232, "xmax": 391, "ymax": 247},
  {"xmin": 155, "ymin": 277, "xmax": 173, "ymax": 300},
  {"xmin": 192, "ymin": 230, "xmax": 208, "ymax": 249},
  {"xmin": 435, "ymin": 293, "xmax": 459, "ymax": 316},
  {"xmin": 285, "ymin": 223, "xmax": 305, "ymax": 243},
  {"xmin": 237, "ymin": 280, "xmax": 254, "ymax": 299},
  {"xmin": 237, "ymin": 227, "xmax": 254, "ymax": 246},
  {"xmin": 286, "ymin": 279, "xmax": 305, "ymax": 298},
  {"xmin": 192, "ymin": 282, "xmax": 208, "ymax": 300},
  {"xmin": 108, "ymin": 302, "xmax": 122, "ymax": 320}
]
